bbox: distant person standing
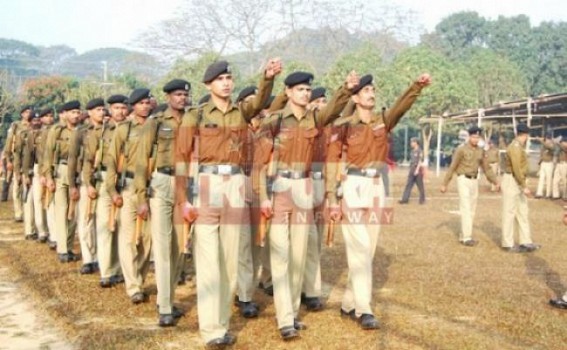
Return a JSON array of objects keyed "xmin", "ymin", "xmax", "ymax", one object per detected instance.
[
  {"xmin": 485, "ymin": 139, "xmax": 500, "ymax": 192},
  {"xmin": 399, "ymin": 137, "xmax": 425, "ymax": 204},
  {"xmin": 500, "ymin": 123, "xmax": 540, "ymax": 253},
  {"xmin": 535, "ymin": 132, "xmax": 554, "ymax": 199},
  {"xmin": 552, "ymin": 138, "xmax": 566, "ymax": 201},
  {"xmin": 440, "ymin": 126, "xmax": 499, "ymax": 247}
]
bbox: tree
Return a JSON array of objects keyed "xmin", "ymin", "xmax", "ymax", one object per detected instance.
[
  {"xmin": 430, "ymin": 12, "xmax": 488, "ymax": 59},
  {"xmin": 19, "ymin": 76, "xmax": 79, "ymax": 108}
]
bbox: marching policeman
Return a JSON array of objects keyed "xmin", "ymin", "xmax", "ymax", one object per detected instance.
[{"xmin": 20, "ymin": 111, "xmax": 42, "ymax": 240}]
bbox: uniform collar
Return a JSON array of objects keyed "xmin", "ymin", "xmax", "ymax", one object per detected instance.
[
  {"xmin": 281, "ymin": 105, "xmax": 308, "ymax": 120},
  {"xmin": 350, "ymin": 109, "xmax": 377, "ymax": 125},
  {"xmin": 204, "ymin": 99, "xmax": 238, "ymax": 114}
]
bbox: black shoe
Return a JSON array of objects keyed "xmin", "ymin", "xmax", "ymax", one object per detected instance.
[
  {"xmin": 279, "ymin": 326, "xmax": 299, "ymax": 341},
  {"xmin": 293, "ymin": 319, "xmax": 307, "ymax": 330},
  {"xmin": 156, "ymin": 305, "xmax": 185, "ymax": 319},
  {"xmin": 14, "ymin": 217, "xmax": 23, "ymax": 223},
  {"xmin": 58, "ymin": 254, "xmax": 69, "ymax": 263},
  {"xmin": 109, "ymin": 274, "xmax": 124, "ymax": 285},
  {"xmin": 131, "ymin": 292, "xmax": 147, "ymax": 304},
  {"xmin": 158, "ymin": 314, "xmax": 176, "ymax": 327},
  {"xmin": 518, "ymin": 243, "xmax": 541, "ymax": 253},
  {"xmin": 67, "ymin": 252, "xmax": 80, "ymax": 262},
  {"xmin": 501, "ymin": 246, "xmax": 518, "ymax": 253},
  {"xmin": 461, "ymin": 239, "xmax": 478, "ymax": 247},
  {"xmin": 80, "ymin": 263, "xmax": 95, "ymax": 275},
  {"xmin": 359, "ymin": 314, "xmax": 380, "ymax": 330},
  {"xmin": 303, "ymin": 297, "xmax": 323, "ymax": 311},
  {"xmin": 238, "ymin": 301, "xmax": 259, "ymax": 318},
  {"xmin": 100, "ymin": 278, "xmax": 113, "ymax": 288},
  {"xmin": 398, "ymin": 200, "xmax": 408, "ymax": 204},
  {"xmin": 549, "ymin": 298, "xmax": 567, "ymax": 309},
  {"xmin": 37, "ymin": 236, "xmax": 48, "ymax": 243},
  {"xmin": 206, "ymin": 333, "xmax": 237, "ymax": 347},
  {"xmin": 264, "ymin": 285, "xmax": 273, "ymax": 296},
  {"xmin": 25, "ymin": 233, "xmax": 38, "ymax": 240},
  {"xmin": 48, "ymin": 241, "xmax": 57, "ymax": 250}
]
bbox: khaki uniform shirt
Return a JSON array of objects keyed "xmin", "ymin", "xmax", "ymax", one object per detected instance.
[
  {"xmin": 443, "ymin": 143, "xmax": 497, "ymax": 187},
  {"xmin": 134, "ymin": 108, "xmax": 181, "ymax": 204},
  {"xmin": 559, "ymin": 143, "xmax": 567, "ymax": 162},
  {"xmin": 540, "ymin": 139, "xmax": 554, "ymax": 162},
  {"xmin": 21, "ymin": 127, "xmax": 43, "ymax": 177},
  {"xmin": 486, "ymin": 147, "xmax": 499, "ymax": 164},
  {"xmin": 326, "ymin": 82, "xmax": 424, "ymax": 204},
  {"xmin": 67, "ymin": 124, "xmax": 91, "ymax": 188},
  {"xmin": 504, "ymin": 139, "xmax": 528, "ymax": 188},
  {"xmin": 43, "ymin": 125, "xmax": 76, "ymax": 181},
  {"xmin": 106, "ymin": 118, "xmax": 146, "ymax": 197}
]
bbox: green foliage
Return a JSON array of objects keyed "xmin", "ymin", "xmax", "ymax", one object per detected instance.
[{"xmin": 20, "ymin": 76, "xmax": 79, "ymax": 109}]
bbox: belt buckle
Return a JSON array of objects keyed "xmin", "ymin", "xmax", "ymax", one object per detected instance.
[
  {"xmin": 312, "ymin": 172, "xmax": 322, "ymax": 180},
  {"xmin": 363, "ymin": 168, "xmax": 377, "ymax": 177},
  {"xmin": 218, "ymin": 164, "xmax": 231, "ymax": 175},
  {"xmin": 292, "ymin": 171, "xmax": 302, "ymax": 179}
]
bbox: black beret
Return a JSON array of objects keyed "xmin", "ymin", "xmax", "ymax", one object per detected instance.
[
  {"xmin": 352, "ymin": 74, "xmax": 373, "ymax": 94},
  {"xmin": 86, "ymin": 98, "xmax": 105, "ymax": 110},
  {"xmin": 20, "ymin": 105, "xmax": 33, "ymax": 114},
  {"xmin": 284, "ymin": 71, "xmax": 314, "ymax": 88},
  {"xmin": 128, "ymin": 88, "xmax": 152, "ymax": 105},
  {"xmin": 61, "ymin": 100, "xmax": 81, "ymax": 112},
  {"xmin": 107, "ymin": 94, "xmax": 128, "ymax": 105},
  {"xmin": 198, "ymin": 94, "xmax": 211, "ymax": 105},
  {"xmin": 236, "ymin": 86, "xmax": 258, "ymax": 103},
  {"xmin": 31, "ymin": 110, "xmax": 41, "ymax": 119},
  {"xmin": 38, "ymin": 108, "xmax": 53, "ymax": 118},
  {"xmin": 468, "ymin": 126, "xmax": 482, "ymax": 135},
  {"xmin": 516, "ymin": 123, "xmax": 530, "ymax": 134},
  {"xmin": 203, "ymin": 61, "xmax": 231, "ymax": 83},
  {"xmin": 309, "ymin": 87, "xmax": 326, "ymax": 102},
  {"xmin": 163, "ymin": 79, "xmax": 191, "ymax": 93}
]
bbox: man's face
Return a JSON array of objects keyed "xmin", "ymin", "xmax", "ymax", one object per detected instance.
[
  {"xmin": 286, "ymin": 84, "xmax": 311, "ymax": 108},
  {"xmin": 31, "ymin": 118, "xmax": 41, "ymax": 128},
  {"xmin": 206, "ymin": 74, "xmax": 234, "ymax": 99},
  {"xmin": 353, "ymin": 85, "xmax": 376, "ymax": 110},
  {"xmin": 167, "ymin": 90, "xmax": 189, "ymax": 111},
  {"xmin": 41, "ymin": 113, "xmax": 53, "ymax": 126},
  {"xmin": 109, "ymin": 103, "xmax": 127, "ymax": 122},
  {"xmin": 66, "ymin": 109, "xmax": 81, "ymax": 126},
  {"xmin": 21, "ymin": 109, "xmax": 32, "ymax": 121},
  {"xmin": 309, "ymin": 97, "xmax": 327, "ymax": 111},
  {"xmin": 88, "ymin": 106, "xmax": 105, "ymax": 124},
  {"xmin": 469, "ymin": 134, "xmax": 480, "ymax": 147},
  {"xmin": 411, "ymin": 140, "xmax": 418, "ymax": 149},
  {"xmin": 132, "ymin": 99, "xmax": 152, "ymax": 117}
]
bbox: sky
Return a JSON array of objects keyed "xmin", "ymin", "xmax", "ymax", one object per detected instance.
[{"xmin": 0, "ymin": 0, "xmax": 565, "ymax": 54}]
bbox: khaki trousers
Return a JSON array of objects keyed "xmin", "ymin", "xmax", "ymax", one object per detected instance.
[
  {"xmin": 194, "ymin": 173, "xmax": 244, "ymax": 342},
  {"xmin": 32, "ymin": 164, "xmax": 48, "ymax": 237},
  {"xmin": 12, "ymin": 174, "xmax": 23, "ymax": 219},
  {"xmin": 489, "ymin": 163, "xmax": 499, "ymax": 191},
  {"xmin": 237, "ymin": 176, "xmax": 263, "ymax": 302},
  {"xmin": 96, "ymin": 173, "xmax": 121, "ymax": 279},
  {"xmin": 46, "ymin": 190, "xmax": 56, "ymax": 243},
  {"xmin": 23, "ymin": 178, "xmax": 34, "ymax": 237},
  {"xmin": 302, "ymin": 177, "xmax": 325, "ymax": 298},
  {"xmin": 150, "ymin": 172, "xmax": 183, "ymax": 314},
  {"xmin": 77, "ymin": 184, "xmax": 96, "ymax": 264},
  {"xmin": 54, "ymin": 164, "xmax": 76, "ymax": 254},
  {"xmin": 118, "ymin": 182, "xmax": 152, "ymax": 297},
  {"xmin": 340, "ymin": 175, "xmax": 383, "ymax": 317},
  {"xmin": 501, "ymin": 174, "xmax": 533, "ymax": 248},
  {"xmin": 270, "ymin": 177, "xmax": 312, "ymax": 329},
  {"xmin": 536, "ymin": 161, "xmax": 554, "ymax": 197},
  {"xmin": 552, "ymin": 162, "xmax": 567, "ymax": 199},
  {"xmin": 456, "ymin": 175, "xmax": 478, "ymax": 242}
]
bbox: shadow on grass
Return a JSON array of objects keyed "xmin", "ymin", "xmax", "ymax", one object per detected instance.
[
  {"xmin": 479, "ymin": 219, "xmax": 502, "ymax": 248},
  {"xmin": 524, "ymin": 254, "xmax": 566, "ymax": 297}
]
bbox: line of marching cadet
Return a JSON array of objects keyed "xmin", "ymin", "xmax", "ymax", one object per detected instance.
[{"xmin": 0, "ymin": 58, "xmax": 433, "ymax": 347}]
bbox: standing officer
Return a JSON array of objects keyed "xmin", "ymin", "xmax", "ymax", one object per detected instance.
[
  {"xmin": 501, "ymin": 123, "xmax": 540, "ymax": 252},
  {"xmin": 96, "ymin": 95, "xmax": 128, "ymax": 288},
  {"xmin": 3, "ymin": 105, "xmax": 34, "ymax": 222},
  {"xmin": 23, "ymin": 108, "xmax": 53, "ymax": 243},
  {"xmin": 44, "ymin": 100, "xmax": 82, "ymax": 263},
  {"xmin": 440, "ymin": 126, "xmax": 499, "ymax": 247},
  {"xmin": 20, "ymin": 111, "xmax": 42, "ymax": 240},
  {"xmin": 68, "ymin": 98, "xmax": 107, "ymax": 274},
  {"xmin": 534, "ymin": 133, "xmax": 554, "ymax": 199},
  {"xmin": 399, "ymin": 137, "xmax": 425, "ymax": 204},
  {"xmin": 326, "ymin": 73, "xmax": 431, "ymax": 331},
  {"xmin": 106, "ymin": 89, "xmax": 153, "ymax": 304},
  {"xmin": 552, "ymin": 138, "xmax": 567, "ymax": 200},
  {"xmin": 176, "ymin": 59, "xmax": 281, "ymax": 347},
  {"xmin": 485, "ymin": 139, "xmax": 500, "ymax": 192},
  {"xmin": 259, "ymin": 71, "xmax": 359, "ymax": 340},
  {"xmin": 135, "ymin": 79, "xmax": 190, "ymax": 327}
]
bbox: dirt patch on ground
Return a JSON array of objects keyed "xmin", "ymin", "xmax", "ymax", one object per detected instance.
[{"xmin": 0, "ymin": 168, "xmax": 566, "ymax": 349}]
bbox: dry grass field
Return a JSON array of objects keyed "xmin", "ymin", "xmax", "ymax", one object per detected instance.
[{"xmin": 0, "ymin": 168, "xmax": 566, "ymax": 350}]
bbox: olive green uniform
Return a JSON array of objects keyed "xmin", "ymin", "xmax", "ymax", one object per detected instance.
[
  {"xmin": 106, "ymin": 118, "xmax": 152, "ymax": 297},
  {"xmin": 502, "ymin": 139, "xmax": 534, "ymax": 247},
  {"xmin": 443, "ymin": 143, "xmax": 498, "ymax": 242},
  {"xmin": 18, "ymin": 127, "xmax": 36, "ymax": 237},
  {"xmin": 3, "ymin": 120, "xmax": 30, "ymax": 220}
]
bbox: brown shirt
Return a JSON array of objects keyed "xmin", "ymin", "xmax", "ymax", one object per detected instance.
[
  {"xmin": 443, "ymin": 143, "xmax": 498, "ymax": 186},
  {"xmin": 486, "ymin": 146, "xmax": 499, "ymax": 164},
  {"xmin": 559, "ymin": 143, "xmax": 567, "ymax": 162},
  {"xmin": 43, "ymin": 125, "xmax": 76, "ymax": 181},
  {"xmin": 540, "ymin": 139, "xmax": 554, "ymax": 162},
  {"xmin": 21, "ymin": 127, "xmax": 43, "ymax": 177},
  {"xmin": 504, "ymin": 139, "xmax": 528, "ymax": 188}
]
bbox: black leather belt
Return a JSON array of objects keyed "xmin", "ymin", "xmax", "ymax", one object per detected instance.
[
  {"xmin": 124, "ymin": 171, "xmax": 135, "ymax": 179},
  {"xmin": 99, "ymin": 165, "xmax": 107, "ymax": 172},
  {"xmin": 157, "ymin": 166, "xmax": 174, "ymax": 175},
  {"xmin": 58, "ymin": 160, "xmax": 68, "ymax": 165},
  {"xmin": 277, "ymin": 169, "xmax": 309, "ymax": 179},
  {"xmin": 199, "ymin": 164, "xmax": 243, "ymax": 175},
  {"xmin": 462, "ymin": 174, "xmax": 478, "ymax": 179},
  {"xmin": 346, "ymin": 167, "xmax": 381, "ymax": 178}
]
